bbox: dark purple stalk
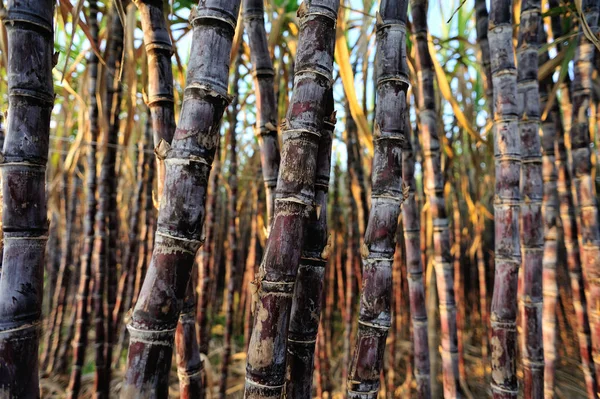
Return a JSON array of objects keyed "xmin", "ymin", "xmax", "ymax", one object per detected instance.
[
  {"xmin": 122, "ymin": 0, "xmax": 241, "ymax": 396},
  {"xmin": 402, "ymin": 127, "xmax": 431, "ymax": 399},
  {"xmin": 347, "ymin": 0, "xmax": 410, "ymax": 397},
  {"xmin": 410, "ymin": 0, "xmax": 460, "ymax": 395},
  {"xmin": 0, "ymin": 0, "xmax": 54, "ymax": 396},
  {"xmin": 489, "ymin": 0, "xmax": 521, "ymax": 397},
  {"xmin": 516, "ymin": 1, "xmax": 544, "ymax": 397},
  {"xmin": 243, "ymin": 0, "xmax": 280, "ymax": 228},
  {"xmin": 244, "ymin": 1, "xmax": 339, "ymax": 397},
  {"xmin": 285, "ymin": 91, "xmax": 334, "ymax": 399},
  {"xmin": 66, "ymin": 4, "xmax": 99, "ymax": 397}
]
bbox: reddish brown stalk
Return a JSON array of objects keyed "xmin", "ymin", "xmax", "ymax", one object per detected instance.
[
  {"xmin": 243, "ymin": 0, "xmax": 280, "ymax": 227},
  {"xmin": 568, "ymin": 0, "xmax": 600, "ymax": 389},
  {"xmin": 474, "ymin": 0, "xmax": 491, "ymax": 370},
  {"xmin": 42, "ymin": 170, "xmax": 80, "ymax": 375},
  {"xmin": 219, "ymin": 48, "xmax": 242, "ymax": 399},
  {"xmin": 489, "ymin": 0, "xmax": 521, "ymax": 397},
  {"xmin": 285, "ymin": 92, "xmax": 334, "ymax": 399},
  {"xmin": 244, "ymin": 1, "xmax": 339, "ymax": 397},
  {"xmin": 476, "ymin": 221, "xmax": 489, "ymax": 368},
  {"xmin": 547, "ymin": 3, "xmax": 597, "ymax": 394},
  {"xmin": 342, "ymin": 161, "xmax": 357, "ymax": 394},
  {"xmin": 175, "ymin": 277, "xmax": 204, "ymax": 399},
  {"xmin": 113, "ymin": 117, "xmax": 153, "ymax": 362},
  {"xmin": 117, "ymin": 160, "xmax": 156, "ymax": 361},
  {"xmin": 347, "ymin": 0, "xmax": 410, "ymax": 397},
  {"xmin": 67, "ymin": 2, "xmax": 100, "ymax": 397},
  {"xmin": 122, "ymin": 0, "xmax": 241, "ymax": 395},
  {"xmin": 402, "ymin": 127, "xmax": 431, "ymax": 399},
  {"xmin": 452, "ymin": 194, "xmax": 467, "ymax": 384},
  {"xmin": 197, "ymin": 142, "xmax": 220, "ymax": 357},
  {"xmin": 92, "ymin": 9, "xmax": 127, "ymax": 395},
  {"xmin": 410, "ymin": 0, "xmax": 460, "ymax": 395},
  {"xmin": 0, "ymin": 0, "xmax": 54, "ymax": 394},
  {"xmin": 539, "ymin": 25, "xmax": 559, "ymax": 399},
  {"xmin": 134, "ymin": 0, "xmax": 175, "ymax": 197},
  {"xmin": 346, "ymin": 102, "xmax": 369, "ymax": 237},
  {"xmin": 516, "ymin": 1, "xmax": 544, "ymax": 396},
  {"xmin": 244, "ymin": 186, "xmax": 260, "ymax": 349}
]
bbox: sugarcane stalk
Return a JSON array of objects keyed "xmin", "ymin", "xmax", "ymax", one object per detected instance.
[
  {"xmin": 66, "ymin": 2, "xmax": 99, "ymax": 397},
  {"xmin": 568, "ymin": 0, "xmax": 600, "ymax": 390},
  {"xmin": 410, "ymin": 0, "xmax": 460, "ymax": 395},
  {"xmin": 0, "ymin": 0, "xmax": 54, "ymax": 394},
  {"xmin": 347, "ymin": 0, "xmax": 410, "ymax": 397},
  {"xmin": 134, "ymin": 0, "xmax": 175, "ymax": 199},
  {"xmin": 285, "ymin": 91, "xmax": 335, "ymax": 399},
  {"xmin": 244, "ymin": 1, "xmax": 339, "ymax": 397},
  {"xmin": 539, "ymin": 24, "xmax": 559, "ymax": 399},
  {"xmin": 42, "ymin": 169, "xmax": 80, "ymax": 374},
  {"xmin": 516, "ymin": 1, "xmax": 544, "ymax": 397},
  {"xmin": 402, "ymin": 126, "xmax": 431, "ymax": 399},
  {"xmin": 243, "ymin": 0, "xmax": 280, "ymax": 228},
  {"xmin": 197, "ymin": 139, "xmax": 221, "ymax": 358},
  {"xmin": 122, "ymin": 0, "xmax": 241, "ymax": 396},
  {"xmin": 219, "ymin": 46, "xmax": 242, "ymax": 399},
  {"xmin": 175, "ymin": 276, "xmax": 203, "ymax": 399},
  {"xmin": 489, "ymin": 0, "xmax": 521, "ymax": 397},
  {"xmin": 475, "ymin": 0, "xmax": 493, "ymax": 104},
  {"xmin": 342, "ymin": 149, "xmax": 357, "ymax": 397}
]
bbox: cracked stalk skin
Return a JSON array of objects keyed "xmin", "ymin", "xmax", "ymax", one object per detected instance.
[
  {"xmin": 488, "ymin": 0, "xmax": 522, "ymax": 398},
  {"xmin": 0, "ymin": 0, "xmax": 54, "ymax": 396},
  {"xmin": 243, "ymin": 0, "xmax": 281, "ymax": 228},
  {"xmin": 346, "ymin": 0, "xmax": 410, "ymax": 397},
  {"xmin": 410, "ymin": 0, "xmax": 460, "ymax": 396},
  {"xmin": 516, "ymin": 1, "xmax": 544, "ymax": 397},
  {"xmin": 244, "ymin": 1, "xmax": 340, "ymax": 397},
  {"xmin": 121, "ymin": 0, "xmax": 241, "ymax": 397},
  {"xmin": 285, "ymin": 92, "xmax": 334, "ymax": 399}
]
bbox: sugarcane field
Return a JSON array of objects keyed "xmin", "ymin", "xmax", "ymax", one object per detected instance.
[{"xmin": 0, "ymin": 0, "xmax": 600, "ymax": 397}]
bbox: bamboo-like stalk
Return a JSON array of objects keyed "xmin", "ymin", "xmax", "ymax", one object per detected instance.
[
  {"xmin": 452, "ymin": 193, "xmax": 467, "ymax": 384},
  {"xmin": 219, "ymin": 47, "xmax": 242, "ymax": 399},
  {"xmin": 92, "ymin": 9, "xmax": 126, "ymax": 395},
  {"xmin": 342, "ymin": 121, "xmax": 358, "ymax": 394},
  {"xmin": 42, "ymin": 170, "xmax": 80, "ymax": 374},
  {"xmin": 347, "ymin": 0, "xmax": 410, "ymax": 397},
  {"xmin": 346, "ymin": 102, "xmax": 369, "ymax": 237},
  {"xmin": 568, "ymin": 0, "xmax": 600, "ymax": 389},
  {"xmin": 122, "ymin": 0, "xmax": 241, "ymax": 396},
  {"xmin": 402, "ymin": 126, "xmax": 431, "ymax": 399},
  {"xmin": 410, "ymin": 0, "xmax": 460, "ymax": 395},
  {"xmin": 134, "ymin": 0, "xmax": 175, "ymax": 196},
  {"xmin": 285, "ymin": 91, "xmax": 334, "ymax": 399},
  {"xmin": 66, "ymin": 2, "xmax": 99, "ymax": 397},
  {"xmin": 548, "ymin": 3, "xmax": 597, "ymax": 395},
  {"xmin": 0, "ymin": 0, "xmax": 54, "ymax": 394},
  {"xmin": 243, "ymin": 0, "xmax": 280, "ymax": 228},
  {"xmin": 175, "ymin": 277, "xmax": 203, "ymax": 399},
  {"xmin": 475, "ymin": 0, "xmax": 493, "ymax": 104},
  {"xmin": 516, "ymin": 1, "xmax": 544, "ymax": 396},
  {"xmin": 539, "ymin": 25, "xmax": 559, "ymax": 399},
  {"xmin": 488, "ymin": 0, "xmax": 521, "ymax": 397},
  {"xmin": 113, "ymin": 117, "xmax": 153, "ymax": 363},
  {"xmin": 197, "ymin": 140, "xmax": 220, "ymax": 358},
  {"xmin": 474, "ymin": 0, "xmax": 492, "ymax": 373},
  {"xmin": 244, "ymin": 1, "xmax": 339, "ymax": 397}
]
